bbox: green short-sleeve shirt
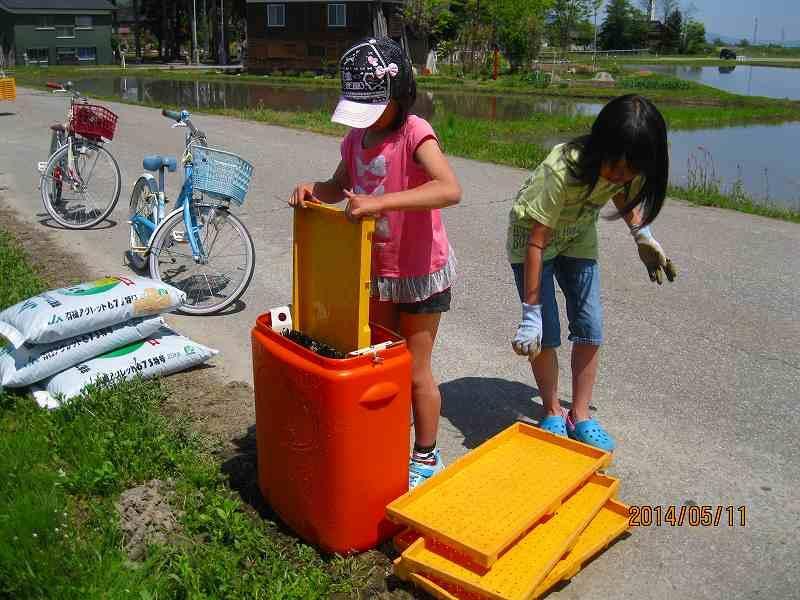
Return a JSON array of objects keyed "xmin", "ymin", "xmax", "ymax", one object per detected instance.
[{"xmin": 506, "ymin": 144, "xmax": 644, "ymax": 264}]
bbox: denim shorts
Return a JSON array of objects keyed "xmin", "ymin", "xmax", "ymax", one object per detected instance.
[{"xmin": 511, "ymin": 258, "xmax": 603, "ymax": 348}]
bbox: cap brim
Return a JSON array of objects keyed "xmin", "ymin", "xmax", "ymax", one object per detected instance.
[{"xmin": 331, "ymin": 98, "xmax": 388, "ymax": 128}]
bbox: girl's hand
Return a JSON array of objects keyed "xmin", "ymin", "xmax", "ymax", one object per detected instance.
[
  {"xmin": 288, "ymin": 183, "xmax": 318, "ymax": 208},
  {"xmin": 344, "ymin": 189, "xmax": 382, "ymax": 222}
]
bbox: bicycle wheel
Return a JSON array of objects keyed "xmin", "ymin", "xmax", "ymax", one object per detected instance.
[
  {"xmin": 129, "ymin": 175, "xmax": 159, "ymax": 250},
  {"xmin": 148, "ymin": 203, "xmax": 255, "ymax": 315},
  {"xmin": 40, "ymin": 139, "xmax": 121, "ymax": 229}
]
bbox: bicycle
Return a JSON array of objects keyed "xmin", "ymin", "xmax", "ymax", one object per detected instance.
[
  {"xmin": 125, "ymin": 109, "xmax": 256, "ymax": 315},
  {"xmin": 38, "ymin": 81, "xmax": 121, "ymax": 229}
]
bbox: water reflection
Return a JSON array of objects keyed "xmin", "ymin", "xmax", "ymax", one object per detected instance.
[
  {"xmin": 78, "ymin": 77, "xmax": 603, "ymax": 122},
  {"xmin": 628, "ymin": 63, "xmax": 800, "ymax": 100}
]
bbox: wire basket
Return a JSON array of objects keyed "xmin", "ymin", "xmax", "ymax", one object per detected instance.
[
  {"xmin": 70, "ymin": 103, "xmax": 118, "ymax": 141},
  {"xmin": 0, "ymin": 77, "xmax": 15, "ymax": 101},
  {"xmin": 190, "ymin": 144, "xmax": 254, "ymax": 206}
]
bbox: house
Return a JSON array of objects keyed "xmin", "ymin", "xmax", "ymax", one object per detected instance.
[
  {"xmin": 245, "ymin": 0, "xmax": 406, "ymax": 73},
  {"xmin": 0, "ymin": 0, "xmax": 116, "ymax": 66}
]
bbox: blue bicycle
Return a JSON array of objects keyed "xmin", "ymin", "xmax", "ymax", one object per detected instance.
[{"xmin": 125, "ymin": 109, "xmax": 256, "ymax": 315}]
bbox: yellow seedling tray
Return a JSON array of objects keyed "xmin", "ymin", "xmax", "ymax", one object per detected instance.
[
  {"xmin": 397, "ymin": 474, "xmax": 618, "ymax": 600},
  {"xmin": 533, "ymin": 498, "xmax": 631, "ymax": 597},
  {"xmin": 0, "ymin": 77, "xmax": 16, "ymax": 101},
  {"xmin": 387, "ymin": 423, "xmax": 612, "ymax": 567},
  {"xmin": 394, "ymin": 558, "xmax": 479, "ymax": 600},
  {"xmin": 292, "ymin": 202, "xmax": 374, "ymax": 353},
  {"xmin": 393, "ymin": 528, "xmax": 421, "ymax": 553}
]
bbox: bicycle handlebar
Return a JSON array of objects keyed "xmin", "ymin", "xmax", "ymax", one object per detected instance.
[
  {"xmin": 162, "ymin": 108, "xmax": 203, "ymax": 140},
  {"xmin": 162, "ymin": 109, "xmax": 182, "ymax": 121}
]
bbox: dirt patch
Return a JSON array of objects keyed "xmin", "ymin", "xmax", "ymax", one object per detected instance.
[{"xmin": 116, "ymin": 479, "xmax": 182, "ymax": 560}]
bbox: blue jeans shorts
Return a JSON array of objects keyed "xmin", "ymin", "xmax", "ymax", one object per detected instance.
[{"xmin": 511, "ymin": 258, "xmax": 603, "ymax": 348}]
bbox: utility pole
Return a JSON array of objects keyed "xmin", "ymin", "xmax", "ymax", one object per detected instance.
[
  {"xmin": 218, "ymin": 0, "xmax": 227, "ymax": 65},
  {"xmin": 753, "ymin": 17, "xmax": 758, "ymax": 46},
  {"xmin": 593, "ymin": 2, "xmax": 598, "ymax": 71},
  {"xmin": 192, "ymin": 0, "xmax": 199, "ymax": 64}
]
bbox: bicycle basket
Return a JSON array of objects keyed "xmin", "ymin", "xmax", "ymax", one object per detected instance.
[
  {"xmin": 190, "ymin": 144, "xmax": 254, "ymax": 206},
  {"xmin": 70, "ymin": 104, "xmax": 118, "ymax": 141}
]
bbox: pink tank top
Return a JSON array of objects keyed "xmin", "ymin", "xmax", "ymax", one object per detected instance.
[{"xmin": 340, "ymin": 115, "xmax": 450, "ymax": 279}]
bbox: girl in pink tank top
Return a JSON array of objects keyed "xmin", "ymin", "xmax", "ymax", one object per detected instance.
[{"xmin": 288, "ymin": 37, "xmax": 461, "ymax": 489}]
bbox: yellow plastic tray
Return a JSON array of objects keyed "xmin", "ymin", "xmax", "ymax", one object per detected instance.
[
  {"xmin": 533, "ymin": 498, "xmax": 630, "ymax": 597},
  {"xmin": 292, "ymin": 202, "xmax": 374, "ymax": 353},
  {"xmin": 393, "ymin": 528, "xmax": 421, "ymax": 553},
  {"xmin": 387, "ymin": 423, "xmax": 612, "ymax": 567},
  {"xmin": 398, "ymin": 498, "xmax": 631, "ymax": 600},
  {"xmin": 398, "ymin": 474, "xmax": 618, "ymax": 600},
  {"xmin": 0, "ymin": 77, "xmax": 16, "ymax": 101}
]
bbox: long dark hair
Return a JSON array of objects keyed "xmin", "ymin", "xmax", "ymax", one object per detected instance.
[
  {"xmin": 564, "ymin": 94, "xmax": 668, "ymax": 226},
  {"xmin": 389, "ymin": 41, "xmax": 417, "ymax": 131}
]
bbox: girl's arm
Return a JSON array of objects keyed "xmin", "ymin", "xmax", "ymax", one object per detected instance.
[
  {"xmin": 346, "ymin": 139, "xmax": 461, "ymax": 218},
  {"xmin": 523, "ymin": 221, "xmax": 553, "ymax": 305},
  {"xmin": 612, "ymin": 192, "xmax": 642, "ymax": 229},
  {"xmin": 289, "ymin": 160, "xmax": 351, "ymax": 207}
]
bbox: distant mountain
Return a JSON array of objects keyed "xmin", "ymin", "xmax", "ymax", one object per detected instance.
[{"xmin": 706, "ymin": 31, "xmax": 800, "ymax": 47}]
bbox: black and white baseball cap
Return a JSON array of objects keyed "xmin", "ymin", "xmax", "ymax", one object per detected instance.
[{"xmin": 332, "ymin": 37, "xmax": 411, "ymax": 129}]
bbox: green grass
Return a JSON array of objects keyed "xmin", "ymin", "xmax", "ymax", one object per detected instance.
[
  {"xmin": 669, "ymin": 185, "xmax": 800, "ymax": 223},
  {"xmin": 0, "ymin": 230, "xmax": 369, "ymax": 599}
]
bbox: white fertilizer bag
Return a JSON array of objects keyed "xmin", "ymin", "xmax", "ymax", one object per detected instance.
[
  {"xmin": 0, "ymin": 276, "xmax": 186, "ymax": 348},
  {"xmin": 32, "ymin": 330, "xmax": 218, "ymax": 409},
  {"xmin": 0, "ymin": 316, "xmax": 164, "ymax": 388}
]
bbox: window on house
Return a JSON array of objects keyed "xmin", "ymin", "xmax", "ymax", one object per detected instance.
[
  {"xmin": 267, "ymin": 4, "xmax": 285, "ymax": 27},
  {"xmin": 56, "ymin": 26, "xmax": 75, "ymax": 38},
  {"xmin": 27, "ymin": 48, "xmax": 49, "ymax": 64},
  {"xmin": 37, "ymin": 16, "xmax": 54, "ymax": 29},
  {"xmin": 328, "ymin": 4, "xmax": 346, "ymax": 28},
  {"xmin": 75, "ymin": 16, "xmax": 93, "ymax": 29},
  {"xmin": 56, "ymin": 47, "xmax": 78, "ymax": 64},
  {"xmin": 77, "ymin": 47, "xmax": 97, "ymax": 62}
]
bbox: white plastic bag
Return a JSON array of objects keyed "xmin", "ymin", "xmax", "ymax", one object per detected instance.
[
  {"xmin": 0, "ymin": 276, "xmax": 185, "ymax": 348},
  {"xmin": 0, "ymin": 316, "xmax": 164, "ymax": 388},
  {"xmin": 32, "ymin": 329, "xmax": 218, "ymax": 409}
]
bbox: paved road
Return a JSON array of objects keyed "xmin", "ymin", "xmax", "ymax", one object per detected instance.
[{"xmin": 2, "ymin": 88, "xmax": 799, "ymax": 599}]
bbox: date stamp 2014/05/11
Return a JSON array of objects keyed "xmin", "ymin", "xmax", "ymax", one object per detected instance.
[{"xmin": 628, "ymin": 505, "xmax": 747, "ymax": 527}]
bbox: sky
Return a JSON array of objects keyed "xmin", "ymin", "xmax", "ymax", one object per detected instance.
[
  {"xmin": 682, "ymin": 0, "xmax": 800, "ymax": 41},
  {"xmin": 598, "ymin": 1, "xmax": 800, "ymax": 42}
]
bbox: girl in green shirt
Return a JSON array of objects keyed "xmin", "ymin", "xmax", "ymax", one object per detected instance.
[{"xmin": 507, "ymin": 94, "xmax": 677, "ymax": 451}]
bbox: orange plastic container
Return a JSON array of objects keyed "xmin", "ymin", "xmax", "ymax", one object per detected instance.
[{"xmin": 251, "ymin": 313, "xmax": 412, "ymax": 554}]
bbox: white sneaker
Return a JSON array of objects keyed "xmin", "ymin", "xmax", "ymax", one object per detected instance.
[{"xmin": 409, "ymin": 448, "xmax": 445, "ymax": 489}]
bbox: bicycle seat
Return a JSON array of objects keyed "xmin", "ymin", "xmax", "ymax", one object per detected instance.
[
  {"xmin": 143, "ymin": 155, "xmax": 178, "ymax": 173},
  {"xmin": 50, "ymin": 124, "xmax": 66, "ymax": 132}
]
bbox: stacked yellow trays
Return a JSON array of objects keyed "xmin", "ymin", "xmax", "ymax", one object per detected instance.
[
  {"xmin": 0, "ymin": 77, "xmax": 16, "ymax": 101},
  {"xmin": 388, "ymin": 423, "xmax": 632, "ymax": 599}
]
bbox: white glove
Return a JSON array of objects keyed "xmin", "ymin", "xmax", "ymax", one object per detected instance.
[{"xmin": 632, "ymin": 225, "xmax": 677, "ymax": 285}]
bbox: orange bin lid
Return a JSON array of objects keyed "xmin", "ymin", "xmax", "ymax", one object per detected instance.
[{"xmin": 292, "ymin": 203, "xmax": 374, "ymax": 354}]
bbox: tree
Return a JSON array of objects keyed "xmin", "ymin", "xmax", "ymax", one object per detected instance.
[
  {"xmin": 599, "ymin": 0, "xmax": 648, "ymax": 50},
  {"xmin": 662, "ymin": 7, "xmax": 682, "ymax": 53},
  {"xmin": 548, "ymin": 0, "xmax": 591, "ymax": 49},
  {"xmin": 599, "ymin": 0, "xmax": 629, "ymax": 50},
  {"xmin": 402, "ymin": 0, "xmax": 453, "ymax": 45},
  {"xmin": 489, "ymin": 0, "xmax": 551, "ymax": 70},
  {"xmin": 682, "ymin": 20, "xmax": 706, "ymax": 54},
  {"xmin": 739, "ymin": 38, "xmax": 750, "ymax": 47}
]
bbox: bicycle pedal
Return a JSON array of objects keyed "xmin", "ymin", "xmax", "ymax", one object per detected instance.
[{"xmin": 37, "ymin": 162, "xmax": 47, "ymax": 173}]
